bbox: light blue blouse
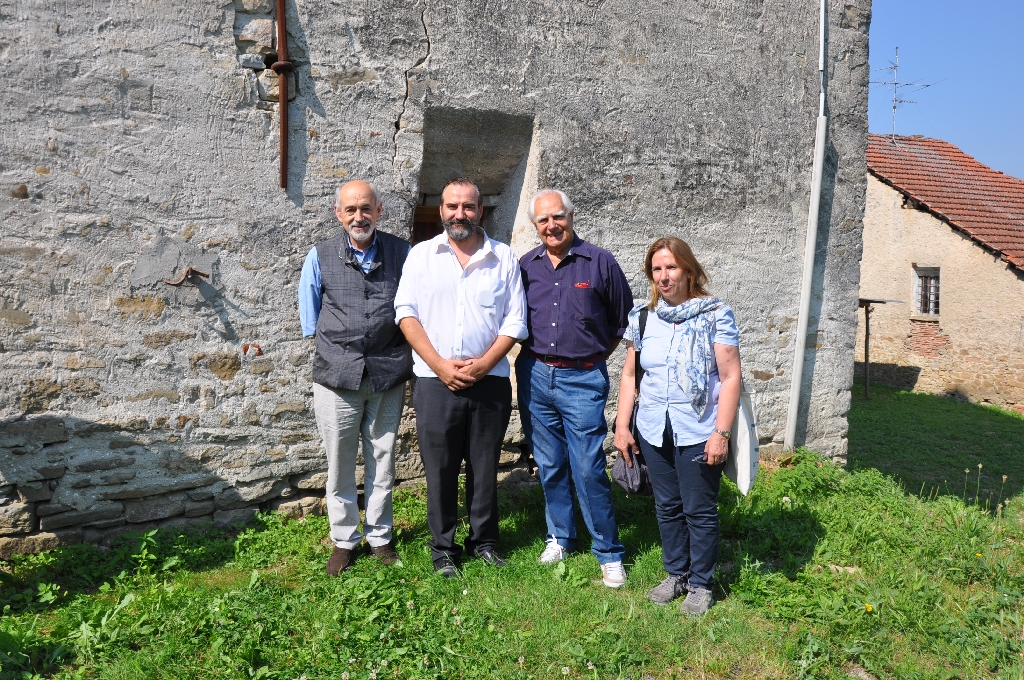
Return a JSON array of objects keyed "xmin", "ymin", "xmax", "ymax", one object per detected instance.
[{"xmin": 623, "ymin": 304, "xmax": 739, "ymax": 447}]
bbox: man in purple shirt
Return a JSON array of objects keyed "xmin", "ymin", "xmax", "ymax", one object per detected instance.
[{"xmin": 515, "ymin": 188, "xmax": 633, "ymax": 588}]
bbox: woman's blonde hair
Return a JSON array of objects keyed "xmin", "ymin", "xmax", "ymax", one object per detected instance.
[{"xmin": 644, "ymin": 237, "xmax": 710, "ymax": 309}]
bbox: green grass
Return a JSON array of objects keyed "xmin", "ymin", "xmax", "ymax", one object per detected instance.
[
  {"xmin": 1, "ymin": 385, "xmax": 1023, "ymax": 679},
  {"xmin": 848, "ymin": 380, "xmax": 1024, "ymax": 505}
]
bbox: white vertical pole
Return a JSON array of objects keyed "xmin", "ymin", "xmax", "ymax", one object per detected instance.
[{"xmin": 784, "ymin": 0, "xmax": 829, "ymax": 451}]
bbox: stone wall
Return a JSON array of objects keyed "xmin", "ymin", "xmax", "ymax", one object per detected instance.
[
  {"xmin": 856, "ymin": 174, "xmax": 1024, "ymax": 411},
  {"xmin": 1, "ymin": 0, "xmax": 870, "ymax": 556}
]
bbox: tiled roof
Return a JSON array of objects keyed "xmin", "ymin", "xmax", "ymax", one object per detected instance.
[{"xmin": 867, "ymin": 134, "xmax": 1024, "ymax": 271}]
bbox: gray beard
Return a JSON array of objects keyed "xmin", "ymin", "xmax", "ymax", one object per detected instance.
[{"xmin": 443, "ymin": 219, "xmax": 477, "ymax": 242}]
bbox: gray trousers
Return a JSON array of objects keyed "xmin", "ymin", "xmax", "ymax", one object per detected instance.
[{"xmin": 313, "ymin": 378, "xmax": 405, "ymax": 549}]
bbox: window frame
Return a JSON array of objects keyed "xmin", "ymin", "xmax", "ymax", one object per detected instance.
[{"xmin": 912, "ymin": 266, "xmax": 940, "ymax": 317}]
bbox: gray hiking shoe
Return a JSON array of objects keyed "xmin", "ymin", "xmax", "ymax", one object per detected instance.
[
  {"xmin": 646, "ymin": 575, "xmax": 688, "ymax": 605},
  {"xmin": 679, "ymin": 586, "xmax": 714, "ymax": 617}
]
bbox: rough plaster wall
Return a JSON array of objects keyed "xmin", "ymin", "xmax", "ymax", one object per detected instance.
[
  {"xmin": 0, "ymin": 0, "xmax": 869, "ymax": 553},
  {"xmin": 855, "ymin": 175, "xmax": 1024, "ymax": 410}
]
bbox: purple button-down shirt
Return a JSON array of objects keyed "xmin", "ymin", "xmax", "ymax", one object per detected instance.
[{"xmin": 520, "ymin": 236, "xmax": 633, "ymax": 360}]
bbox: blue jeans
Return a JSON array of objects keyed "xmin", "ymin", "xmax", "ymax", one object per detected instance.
[
  {"xmin": 637, "ymin": 416, "xmax": 725, "ymax": 589},
  {"xmin": 516, "ymin": 357, "xmax": 625, "ymax": 564}
]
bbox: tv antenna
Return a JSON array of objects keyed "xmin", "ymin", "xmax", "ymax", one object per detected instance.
[{"xmin": 871, "ymin": 47, "xmax": 941, "ymax": 144}]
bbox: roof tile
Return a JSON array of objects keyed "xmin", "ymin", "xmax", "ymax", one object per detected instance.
[{"xmin": 867, "ymin": 134, "xmax": 1024, "ymax": 271}]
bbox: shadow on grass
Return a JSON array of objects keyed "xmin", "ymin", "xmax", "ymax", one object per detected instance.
[
  {"xmin": 490, "ymin": 462, "xmax": 822, "ymax": 596},
  {"xmin": 0, "ymin": 520, "xmax": 247, "ymax": 617},
  {"xmin": 847, "ymin": 380, "xmax": 1024, "ymax": 505}
]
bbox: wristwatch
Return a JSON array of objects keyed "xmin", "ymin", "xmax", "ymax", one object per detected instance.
[{"xmin": 713, "ymin": 428, "xmax": 731, "ymax": 439}]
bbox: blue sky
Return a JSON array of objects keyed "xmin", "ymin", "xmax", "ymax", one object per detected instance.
[{"xmin": 868, "ymin": 1, "xmax": 1024, "ymax": 179}]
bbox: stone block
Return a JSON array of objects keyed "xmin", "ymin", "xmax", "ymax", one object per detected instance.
[
  {"xmin": 74, "ymin": 456, "xmax": 135, "ymax": 473},
  {"xmin": 99, "ymin": 473, "xmax": 221, "ymax": 500},
  {"xmin": 125, "ymin": 497, "xmax": 185, "ymax": 523},
  {"xmin": 215, "ymin": 478, "xmax": 288, "ymax": 509},
  {"xmin": 269, "ymin": 494, "xmax": 322, "ymax": 519},
  {"xmin": 39, "ymin": 501, "xmax": 123, "ymax": 531},
  {"xmin": 0, "ymin": 503, "xmax": 36, "ymax": 535},
  {"xmin": 66, "ymin": 354, "xmax": 106, "ymax": 369},
  {"xmin": 214, "ymin": 506, "xmax": 258, "ymax": 528},
  {"xmin": 248, "ymin": 358, "xmax": 274, "ymax": 374},
  {"xmin": 0, "ymin": 417, "xmax": 68, "ymax": 449},
  {"xmin": 99, "ymin": 470, "xmax": 137, "ymax": 485},
  {"xmin": 18, "ymin": 379, "xmax": 62, "ymax": 413},
  {"xmin": 0, "ymin": 528, "xmax": 82, "ymax": 560},
  {"xmin": 36, "ymin": 465, "xmax": 67, "ymax": 479},
  {"xmin": 257, "ymin": 69, "xmax": 297, "ymax": 102},
  {"xmin": 291, "ymin": 470, "xmax": 327, "ymax": 490},
  {"xmin": 234, "ymin": 17, "xmax": 275, "ymax": 50},
  {"xmin": 184, "ymin": 500, "xmax": 215, "ymax": 517},
  {"xmin": 142, "ymin": 330, "xmax": 195, "ymax": 349},
  {"xmin": 271, "ymin": 400, "xmax": 307, "ymax": 418},
  {"xmin": 36, "ymin": 501, "xmax": 73, "ymax": 517},
  {"xmin": 233, "ymin": 0, "xmax": 273, "ymax": 12},
  {"xmin": 238, "ymin": 53, "xmax": 266, "ymax": 70},
  {"xmin": 16, "ymin": 481, "xmax": 51, "ymax": 503}
]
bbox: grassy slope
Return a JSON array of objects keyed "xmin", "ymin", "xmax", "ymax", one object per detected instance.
[{"xmin": 1, "ymin": 386, "xmax": 1022, "ymax": 680}]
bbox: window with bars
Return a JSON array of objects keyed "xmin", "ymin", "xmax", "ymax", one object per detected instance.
[{"xmin": 914, "ymin": 268, "xmax": 940, "ymax": 316}]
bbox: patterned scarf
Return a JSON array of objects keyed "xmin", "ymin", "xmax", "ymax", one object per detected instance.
[{"xmin": 655, "ymin": 296, "xmax": 723, "ymax": 419}]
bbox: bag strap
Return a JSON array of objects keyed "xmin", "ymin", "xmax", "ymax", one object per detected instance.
[{"xmin": 634, "ymin": 308, "xmax": 648, "ymax": 395}]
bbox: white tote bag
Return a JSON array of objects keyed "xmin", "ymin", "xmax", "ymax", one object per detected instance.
[{"xmin": 725, "ymin": 380, "xmax": 759, "ymax": 495}]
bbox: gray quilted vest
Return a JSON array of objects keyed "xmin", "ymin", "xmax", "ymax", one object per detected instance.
[{"xmin": 312, "ymin": 230, "xmax": 413, "ymax": 392}]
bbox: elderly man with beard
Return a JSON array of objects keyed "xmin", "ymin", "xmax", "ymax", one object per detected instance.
[
  {"xmin": 394, "ymin": 177, "xmax": 528, "ymax": 577},
  {"xmin": 298, "ymin": 180, "xmax": 412, "ymax": 576}
]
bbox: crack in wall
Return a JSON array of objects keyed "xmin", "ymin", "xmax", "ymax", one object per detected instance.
[{"xmin": 391, "ymin": 0, "xmax": 431, "ymax": 190}]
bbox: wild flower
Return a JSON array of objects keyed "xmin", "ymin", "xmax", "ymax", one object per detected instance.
[
  {"xmin": 423, "ymin": 655, "xmax": 430, "ymax": 666},
  {"xmin": 864, "ymin": 603, "xmax": 873, "ymax": 612},
  {"xmin": 587, "ymin": 662, "xmax": 595, "ymax": 670},
  {"xmin": 976, "ymin": 553, "xmax": 983, "ymax": 557},
  {"xmin": 407, "ymin": 601, "xmax": 415, "ymax": 609},
  {"xmin": 341, "ymin": 673, "xmax": 350, "ymax": 680},
  {"xmin": 518, "ymin": 656, "xmax": 525, "ymax": 665},
  {"xmin": 381, "ymin": 660, "xmax": 388, "ymax": 667},
  {"xmin": 562, "ymin": 667, "xmax": 570, "ymax": 675}
]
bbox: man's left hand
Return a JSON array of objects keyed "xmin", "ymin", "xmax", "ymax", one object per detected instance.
[
  {"xmin": 703, "ymin": 432, "xmax": 729, "ymax": 466},
  {"xmin": 458, "ymin": 358, "xmax": 493, "ymax": 382}
]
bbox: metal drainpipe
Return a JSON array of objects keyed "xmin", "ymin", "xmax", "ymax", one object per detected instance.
[
  {"xmin": 784, "ymin": 0, "xmax": 829, "ymax": 451},
  {"xmin": 272, "ymin": 0, "xmax": 295, "ymax": 188}
]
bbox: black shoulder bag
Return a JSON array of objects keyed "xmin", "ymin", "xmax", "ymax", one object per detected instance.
[{"xmin": 611, "ymin": 309, "xmax": 653, "ymax": 496}]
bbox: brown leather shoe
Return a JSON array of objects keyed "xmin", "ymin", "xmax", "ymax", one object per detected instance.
[
  {"xmin": 369, "ymin": 542, "xmax": 400, "ymax": 566},
  {"xmin": 326, "ymin": 546, "xmax": 354, "ymax": 576}
]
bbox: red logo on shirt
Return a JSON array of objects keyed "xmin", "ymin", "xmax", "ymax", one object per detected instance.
[{"xmin": 574, "ymin": 281, "xmax": 590, "ymax": 288}]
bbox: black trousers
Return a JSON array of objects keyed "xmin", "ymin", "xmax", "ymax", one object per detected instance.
[
  {"xmin": 637, "ymin": 416, "xmax": 725, "ymax": 590},
  {"xmin": 413, "ymin": 375, "xmax": 513, "ymax": 566}
]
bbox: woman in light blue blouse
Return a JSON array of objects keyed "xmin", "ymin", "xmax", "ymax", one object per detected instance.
[{"xmin": 613, "ymin": 237, "xmax": 741, "ymax": 617}]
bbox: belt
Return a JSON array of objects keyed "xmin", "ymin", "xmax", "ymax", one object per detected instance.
[{"xmin": 532, "ymin": 351, "xmax": 606, "ymax": 369}]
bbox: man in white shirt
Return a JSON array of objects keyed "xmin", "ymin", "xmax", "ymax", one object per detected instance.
[{"xmin": 395, "ymin": 177, "xmax": 528, "ymax": 577}]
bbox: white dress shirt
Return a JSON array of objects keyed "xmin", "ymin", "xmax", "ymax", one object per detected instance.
[{"xmin": 395, "ymin": 230, "xmax": 528, "ymax": 378}]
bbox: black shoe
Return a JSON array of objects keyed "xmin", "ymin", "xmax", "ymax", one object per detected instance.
[
  {"xmin": 472, "ymin": 546, "xmax": 507, "ymax": 568},
  {"xmin": 326, "ymin": 546, "xmax": 354, "ymax": 576},
  {"xmin": 434, "ymin": 556, "xmax": 459, "ymax": 579}
]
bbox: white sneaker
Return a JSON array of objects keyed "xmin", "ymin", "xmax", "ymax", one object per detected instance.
[
  {"xmin": 601, "ymin": 561, "xmax": 626, "ymax": 589},
  {"xmin": 538, "ymin": 537, "xmax": 567, "ymax": 564}
]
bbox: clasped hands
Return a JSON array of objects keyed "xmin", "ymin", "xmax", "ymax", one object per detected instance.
[{"xmin": 436, "ymin": 358, "xmax": 490, "ymax": 391}]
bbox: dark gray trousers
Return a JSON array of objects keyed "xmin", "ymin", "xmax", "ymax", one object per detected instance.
[{"xmin": 413, "ymin": 375, "xmax": 512, "ymax": 566}]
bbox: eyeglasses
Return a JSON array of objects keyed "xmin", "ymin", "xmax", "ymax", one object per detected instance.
[{"xmin": 535, "ymin": 211, "xmax": 568, "ymax": 226}]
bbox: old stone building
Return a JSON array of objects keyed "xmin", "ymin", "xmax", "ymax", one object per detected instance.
[
  {"xmin": 857, "ymin": 134, "xmax": 1024, "ymax": 410},
  {"xmin": 0, "ymin": 0, "xmax": 871, "ymax": 555}
]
